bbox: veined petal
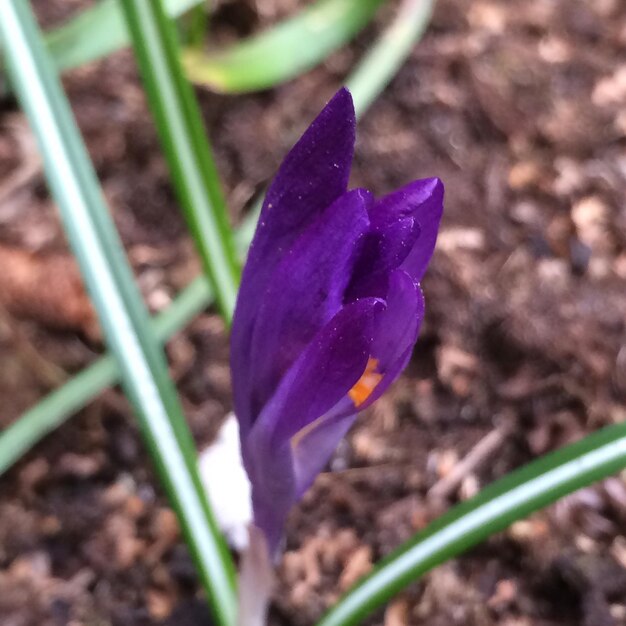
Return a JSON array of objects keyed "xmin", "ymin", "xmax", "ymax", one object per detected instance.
[
  {"xmin": 243, "ymin": 298, "xmax": 383, "ymax": 550},
  {"xmin": 371, "ymin": 177, "xmax": 444, "ymax": 282},
  {"xmin": 292, "ymin": 397, "xmax": 356, "ymax": 497},
  {"xmin": 357, "ymin": 269, "xmax": 425, "ymax": 410},
  {"xmin": 347, "ymin": 216, "xmax": 420, "ymax": 300},
  {"xmin": 244, "ymin": 435, "xmax": 295, "ymax": 555},
  {"xmin": 232, "ymin": 88, "xmax": 356, "ymax": 438},
  {"xmin": 246, "ymin": 88, "xmax": 356, "ymax": 283},
  {"xmin": 248, "ymin": 189, "xmax": 371, "ymax": 417},
  {"xmin": 291, "ymin": 270, "xmax": 423, "ymax": 499},
  {"xmin": 251, "ymin": 298, "xmax": 383, "ymax": 446}
]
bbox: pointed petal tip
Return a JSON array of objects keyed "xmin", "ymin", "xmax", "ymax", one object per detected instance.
[
  {"xmin": 416, "ymin": 176, "xmax": 444, "ymax": 201},
  {"xmin": 428, "ymin": 176, "xmax": 445, "ymax": 197},
  {"xmin": 332, "ymin": 85, "xmax": 355, "ymax": 108},
  {"xmin": 424, "ymin": 176, "xmax": 444, "ymax": 218},
  {"xmin": 404, "ymin": 176, "xmax": 445, "ymax": 226},
  {"xmin": 322, "ymin": 87, "xmax": 356, "ymax": 129}
]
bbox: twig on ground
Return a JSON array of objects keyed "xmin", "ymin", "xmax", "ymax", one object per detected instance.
[{"xmin": 428, "ymin": 422, "xmax": 512, "ymax": 501}]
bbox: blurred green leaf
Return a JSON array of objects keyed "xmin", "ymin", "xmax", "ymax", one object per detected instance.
[
  {"xmin": 44, "ymin": 0, "xmax": 383, "ymax": 94},
  {"xmin": 347, "ymin": 0, "xmax": 435, "ymax": 117},
  {"xmin": 121, "ymin": 0, "xmax": 240, "ymax": 323},
  {"xmin": 0, "ymin": 3, "xmax": 237, "ymax": 625},
  {"xmin": 181, "ymin": 2, "xmax": 209, "ymax": 48},
  {"xmin": 182, "ymin": 0, "xmax": 385, "ymax": 92},
  {"xmin": 45, "ymin": 0, "xmax": 201, "ymax": 70}
]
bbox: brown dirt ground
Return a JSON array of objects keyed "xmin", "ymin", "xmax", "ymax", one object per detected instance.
[{"xmin": 1, "ymin": 0, "xmax": 625, "ymax": 624}]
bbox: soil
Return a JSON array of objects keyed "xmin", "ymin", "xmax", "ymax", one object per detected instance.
[{"xmin": 1, "ymin": 0, "xmax": 625, "ymax": 625}]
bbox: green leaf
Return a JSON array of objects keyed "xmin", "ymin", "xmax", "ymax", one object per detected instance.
[
  {"xmin": 181, "ymin": 3, "xmax": 209, "ymax": 49},
  {"xmin": 317, "ymin": 423, "xmax": 626, "ymax": 626},
  {"xmin": 120, "ymin": 0, "xmax": 240, "ymax": 324},
  {"xmin": 43, "ymin": 0, "xmax": 383, "ymax": 94},
  {"xmin": 347, "ymin": 0, "xmax": 435, "ymax": 117},
  {"xmin": 182, "ymin": 0, "xmax": 385, "ymax": 92},
  {"xmin": 45, "ymin": 0, "xmax": 201, "ymax": 71},
  {"xmin": 0, "ymin": 3, "xmax": 237, "ymax": 625}
]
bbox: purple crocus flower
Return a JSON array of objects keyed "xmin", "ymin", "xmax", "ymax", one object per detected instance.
[{"xmin": 231, "ymin": 88, "xmax": 443, "ymax": 552}]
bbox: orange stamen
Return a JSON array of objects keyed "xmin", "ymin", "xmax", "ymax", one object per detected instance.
[
  {"xmin": 349, "ymin": 357, "xmax": 382, "ymax": 407},
  {"xmin": 291, "ymin": 357, "xmax": 383, "ymax": 451}
]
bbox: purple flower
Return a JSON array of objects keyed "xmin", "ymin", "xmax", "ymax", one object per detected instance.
[{"xmin": 231, "ymin": 88, "xmax": 443, "ymax": 552}]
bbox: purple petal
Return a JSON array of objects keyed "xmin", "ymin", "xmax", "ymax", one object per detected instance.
[
  {"xmin": 358, "ymin": 269, "xmax": 425, "ymax": 410},
  {"xmin": 290, "ymin": 269, "xmax": 424, "ymax": 499},
  {"xmin": 346, "ymin": 216, "xmax": 420, "ymax": 300},
  {"xmin": 243, "ymin": 298, "xmax": 383, "ymax": 550},
  {"xmin": 232, "ymin": 88, "xmax": 356, "ymax": 438},
  {"xmin": 371, "ymin": 178, "xmax": 444, "ymax": 282},
  {"xmin": 245, "ymin": 436, "xmax": 294, "ymax": 554},
  {"xmin": 251, "ymin": 298, "xmax": 383, "ymax": 445},
  {"xmin": 248, "ymin": 189, "xmax": 371, "ymax": 418},
  {"xmin": 292, "ymin": 398, "xmax": 356, "ymax": 497}
]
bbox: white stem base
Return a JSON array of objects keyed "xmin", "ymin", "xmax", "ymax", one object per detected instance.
[
  {"xmin": 198, "ymin": 413, "xmax": 253, "ymax": 551},
  {"xmin": 237, "ymin": 525, "xmax": 274, "ymax": 626}
]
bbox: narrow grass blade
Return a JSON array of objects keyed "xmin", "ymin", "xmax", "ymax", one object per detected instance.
[
  {"xmin": 120, "ymin": 0, "xmax": 240, "ymax": 323},
  {"xmin": 181, "ymin": 3, "xmax": 209, "ymax": 48},
  {"xmin": 181, "ymin": 0, "xmax": 384, "ymax": 92},
  {"xmin": 45, "ymin": 0, "xmax": 201, "ymax": 71},
  {"xmin": 317, "ymin": 422, "xmax": 626, "ymax": 626},
  {"xmin": 347, "ymin": 0, "xmax": 435, "ymax": 117},
  {"xmin": 0, "ymin": 3, "xmax": 237, "ymax": 625}
]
